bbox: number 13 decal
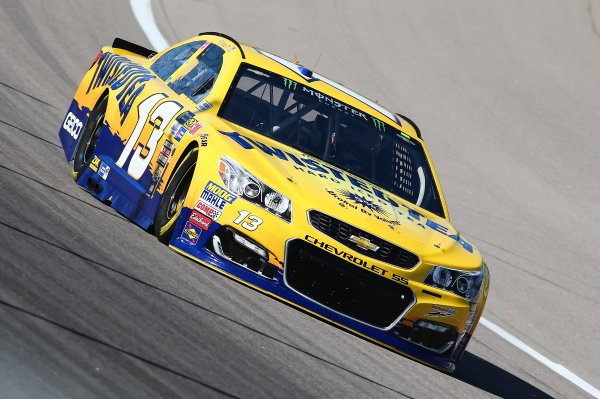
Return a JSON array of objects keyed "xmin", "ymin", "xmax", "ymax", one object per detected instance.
[
  {"xmin": 116, "ymin": 93, "xmax": 182, "ymax": 179},
  {"xmin": 233, "ymin": 211, "xmax": 263, "ymax": 231}
]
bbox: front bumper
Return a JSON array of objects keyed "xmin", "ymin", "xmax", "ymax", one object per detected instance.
[{"xmin": 169, "ymin": 206, "xmax": 482, "ymax": 372}]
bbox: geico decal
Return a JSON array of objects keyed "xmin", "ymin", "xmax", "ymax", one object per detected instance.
[{"xmin": 63, "ymin": 112, "xmax": 83, "ymax": 139}]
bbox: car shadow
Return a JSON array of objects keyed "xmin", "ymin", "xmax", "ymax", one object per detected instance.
[
  {"xmin": 0, "ymin": 217, "xmax": 560, "ymax": 399},
  {"xmin": 454, "ymin": 351, "xmax": 556, "ymax": 398}
]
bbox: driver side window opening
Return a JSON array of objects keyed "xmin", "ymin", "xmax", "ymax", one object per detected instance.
[{"xmin": 150, "ymin": 40, "xmax": 225, "ymax": 102}]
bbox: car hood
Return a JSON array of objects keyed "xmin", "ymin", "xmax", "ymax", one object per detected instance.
[{"xmin": 200, "ymin": 117, "xmax": 481, "ymax": 269}]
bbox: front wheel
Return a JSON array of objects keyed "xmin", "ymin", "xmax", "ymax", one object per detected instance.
[
  {"xmin": 72, "ymin": 96, "xmax": 108, "ymax": 181},
  {"xmin": 154, "ymin": 148, "xmax": 198, "ymax": 244}
]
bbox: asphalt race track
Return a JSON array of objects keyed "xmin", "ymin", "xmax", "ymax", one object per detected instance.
[{"xmin": 1, "ymin": 1, "xmax": 599, "ymax": 398}]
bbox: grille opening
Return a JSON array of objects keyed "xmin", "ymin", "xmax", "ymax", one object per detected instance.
[
  {"xmin": 285, "ymin": 240, "xmax": 414, "ymax": 328},
  {"xmin": 207, "ymin": 227, "xmax": 277, "ymax": 280},
  {"xmin": 391, "ymin": 319, "xmax": 457, "ymax": 354},
  {"xmin": 308, "ymin": 210, "xmax": 419, "ymax": 269}
]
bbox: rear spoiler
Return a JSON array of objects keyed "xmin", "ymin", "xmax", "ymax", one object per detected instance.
[{"xmin": 112, "ymin": 38, "xmax": 156, "ymax": 58}]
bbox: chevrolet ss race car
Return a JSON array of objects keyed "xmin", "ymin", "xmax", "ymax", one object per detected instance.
[{"xmin": 58, "ymin": 33, "xmax": 489, "ymax": 372}]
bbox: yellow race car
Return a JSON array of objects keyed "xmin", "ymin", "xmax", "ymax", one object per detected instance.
[{"xmin": 58, "ymin": 32, "xmax": 489, "ymax": 372}]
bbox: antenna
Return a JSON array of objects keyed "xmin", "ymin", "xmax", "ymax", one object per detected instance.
[{"xmin": 313, "ymin": 53, "xmax": 322, "ymax": 69}]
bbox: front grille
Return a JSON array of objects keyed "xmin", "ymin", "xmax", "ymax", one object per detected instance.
[
  {"xmin": 308, "ymin": 210, "xmax": 419, "ymax": 269},
  {"xmin": 285, "ymin": 239, "xmax": 414, "ymax": 329}
]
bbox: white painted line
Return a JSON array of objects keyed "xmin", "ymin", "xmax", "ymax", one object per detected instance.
[
  {"xmin": 127, "ymin": 2, "xmax": 599, "ymax": 397},
  {"xmin": 480, "ymin": 317, "xmax": 600, "ymax": 398},
  {"xmin": 129, "ymin": 0, "xmax": 169, "ymax": 52}
]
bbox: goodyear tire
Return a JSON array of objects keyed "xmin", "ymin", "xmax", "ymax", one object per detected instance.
[
  {"xmin": 72, "ymin": 96, "xmax": 108, "ymax": 181},
  {"xmin": 154, "ymin": 148, "xmax": 198, "ymax": 244}
]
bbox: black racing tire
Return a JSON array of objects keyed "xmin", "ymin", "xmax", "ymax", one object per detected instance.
[
  {"xmin": 154, "ymin": 148, "xmax": 198, "ymax": 244},
  {"xmin": 72, "ymin": 95, "xmax": 108, "ymax": 181}
]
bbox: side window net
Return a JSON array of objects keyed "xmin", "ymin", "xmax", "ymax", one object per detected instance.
[{"xmin": 150, "ymin": 41, "xmax": 205, "ymax": 81}]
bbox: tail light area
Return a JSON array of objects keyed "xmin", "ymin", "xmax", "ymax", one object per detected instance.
[{"xmin": 90, "ymin": 51, "xmax": 103, "ymax": 69}]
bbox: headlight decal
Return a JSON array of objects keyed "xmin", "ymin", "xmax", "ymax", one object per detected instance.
[
  {"xmin": 423, "ymin": 265, "xmax": 484, "ymax": 300},
  {"xmin": 218, "ymin": 155, "xmax": 292, "ymax": 223}
]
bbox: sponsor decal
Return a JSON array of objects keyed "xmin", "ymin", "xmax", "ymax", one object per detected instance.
[
  {"xmin": 176, "ymin": 110, "xmax": 196, "ymax": 124},
  {"xmin": 301, "ymin": 86, "xmax": 370, "ymax": 122},
  {"xmin": 283, "ymin": 77, "xmax": 297, "ymax": 90},
  {"xmin": 90, "ymin": 155, "xmax": 100, "ymax": 172},
  {"xmin": 189, "ymin": 210, "xmax": 211, "ymax": 230},
  {"xmin": 304, "ymin": 235, "xmax": 408, "ymax": 285},
  {"xmin": 216, "ymin": 39, "xmax": 235, "ymax": 52},
  {"xmin": 183, "ymin": 117, "xmax": 200, "ymax": 131},
  {"xmin": 199, "ymin": 41, "xmax": 210, "ymax": 51},
  {"xmin": 425, "ymin": 304, "xmax": 456, "ymax": 317},
  {"xmin": 219, "ymin": 130, "xmax": 474, "ymax": 253},
  {"xmin": 328, "ymin": 189, "xmax": 390, "ymax": 217},
  {"xmin": 169, "ymin": 122, "xmax": 186, "ymax": 142},
  {"xmin": 203, "ymin": 181, "xmax": 236, "ymax": 204},
  {"xmin": 196, "ymin": 100, "xmax": 212, "ymax": 112},
  {"xmin": 371, "ymin": 117, "xmax": 386, "ymax": 132},
  {"xmin": 63, "ymin": 112, "xmax": 83, "ymax": 139},
  {"xmin": 424, "ymin": 311, "xmax": 453, "ymax": 318},
  {"xmin": 175, "ymin": 127, "xmax": 186, "ymax": 142},
  {"xmin": 188, "ymin": 122, "xmax": 203, "ymax": 136},
  {"xmin": 194, "ymin": 199, "xmax": 222, "ymax": 221},
  {"xmin": 157, "ymin": 139, "xmax": 173, "ymax": 166},
  {"xmin": 199, "ymin": 191, "xmax": 229, "ymax": 211},
  {"xmin": 198, "ymin": 133, "xmax": 208, "ymax": 147},
  {"xmin": 181, "ymin": 221, "xmax": 201, "ymax": 245},
  {"xmin": 98, "ymin": 161, "xmax": 110, "ymax": 180},
  {"xmin": 86, "ymin": 52, "xmax": 155, "ymax": 124},
  {"xmin": 146, "ymin": 139, "xmax": 175, "ymax": 198}
]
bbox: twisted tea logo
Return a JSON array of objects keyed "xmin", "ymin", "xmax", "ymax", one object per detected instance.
[
  {"xmin": 283, "ymin": 78, "xmax": 297, "ymax": 90},
  {"xmin": 337, "ymin": 189, "xmax": 390, "ymax": 216}
]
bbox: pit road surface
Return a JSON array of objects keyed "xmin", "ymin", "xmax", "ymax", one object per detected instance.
[{"xmin": 1, "ymin": 1, "xmax": 599, "ymax": 398}]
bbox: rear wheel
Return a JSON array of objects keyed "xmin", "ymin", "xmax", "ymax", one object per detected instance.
[
  {"xmin": 72, "ymin": 96, "xmax": 108, "ymax": 181},
  {"xmin": 154, "ymin": 148, "xmax": 198, "ymax": 244}
]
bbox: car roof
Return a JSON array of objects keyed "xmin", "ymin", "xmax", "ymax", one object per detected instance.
[{"xmin": 238, "ymin": 43, "xmax": 419, "ymax": 137}]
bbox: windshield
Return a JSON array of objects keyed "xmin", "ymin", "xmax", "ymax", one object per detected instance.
[{"xmin": 220, "ymin": 64, "xmax": 445, "ymax": 217}]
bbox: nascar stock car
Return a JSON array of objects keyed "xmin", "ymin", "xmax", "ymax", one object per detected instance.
[{"xmin": 58, "ymin": 32, "xmax": 489, "ymax": 372}]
